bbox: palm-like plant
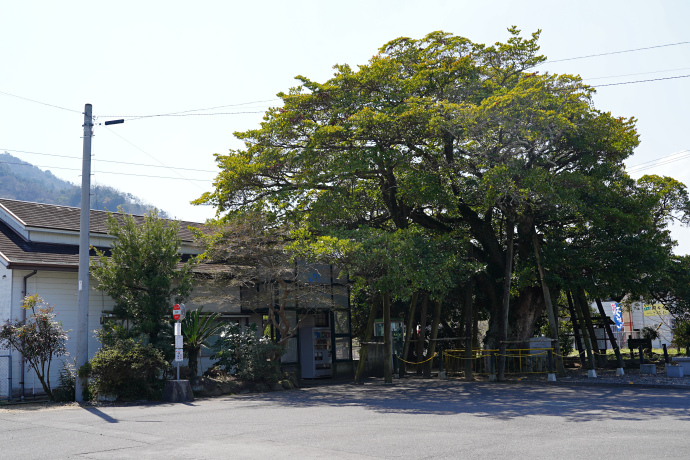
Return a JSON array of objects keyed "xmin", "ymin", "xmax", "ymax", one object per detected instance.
[{"xmin": 181, "ymin": 308, "xmax": 223, "ymax": 377}]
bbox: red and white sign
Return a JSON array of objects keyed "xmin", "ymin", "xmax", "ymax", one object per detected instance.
[{"xmin": 173, "ymin": 304, "xmax": 181, "ymax": 321}]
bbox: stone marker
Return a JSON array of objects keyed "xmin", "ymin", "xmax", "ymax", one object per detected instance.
[{"xmin": 163, "ymin": 380, "xmax": 194, "ymax": 403}]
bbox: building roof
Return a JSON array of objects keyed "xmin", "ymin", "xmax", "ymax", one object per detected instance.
[
  {"xmin": 0, "ymin": 219, "xmax": 105, "ymax": 270},
  {"xmin": 0, "ymin": 198, "xmax": 201, "ymax": 242},
  {"xmin": 0, "ymin": 198, "xmax": 202, "ymax": 271}
]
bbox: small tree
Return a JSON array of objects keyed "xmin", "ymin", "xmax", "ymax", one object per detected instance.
[
  {"xmin": 181, "ymin": 308, "xmax": 223, "ymax": 377},
  {"xmin": 0, "ymin": 295, "xmax": 68, "ymax": 400},
  {"xmin": 91, "ymin": 209, "xmax": 196, "ymax": 351},
  {"xmin": 197, "ymin": 212, "xmax": 333, "ymax": 348}
]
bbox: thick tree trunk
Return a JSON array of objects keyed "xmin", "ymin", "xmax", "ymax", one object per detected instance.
[
  {"xmin": 498, "ymin": 218, "xmax": 515, "ymax": 381},
  {"xmin": 383, "ymin": 291, "xmax": 393, "ymax": 384},
  {"xmin": 532, "ymin": 231, "xmax": 566, "ymax": 376},
  {"xmin": 354, "ymin": 292, "xmax": 380, "ymax": 384},
  {"xmin": 415, "ymin": 292, "xmax": 429, "ymax": 375},
  {"xmin": 509, "ymin": 286, "xmax": 546, "ymax": 342},
  {"xmin": 424, "ymin": 298, "xmax": 443, "ymax": 378}
]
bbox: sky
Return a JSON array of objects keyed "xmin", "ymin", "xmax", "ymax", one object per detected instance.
[{"xmin": 1, "ymin": 0, "xmax": 689, "ymax": 253}]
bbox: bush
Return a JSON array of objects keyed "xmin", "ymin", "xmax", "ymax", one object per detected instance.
[
  {"xmin": 86, "ymin": 338, "xmax": 168, "ymax": 401},
  {"xmin": 52, "ymin": 360, "xmax": 76, "ymax": 402},
  {"xmin": 213, "ymin": 323, "xmax": 284, "ymax": 385}
]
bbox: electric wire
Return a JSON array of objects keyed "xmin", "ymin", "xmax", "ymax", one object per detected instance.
[
  {"xmin": 0, "ymin": 148, "xmax": 217, "ymax": 173},
  {"xmin": 542, "ymin": 40, "xmax": 690, "ymax": 64},
  {"xmin": 596, "ymin": 74, "xmax": 690, "ymax": 87},
  {"xmin": 98, "ymin": 98, "xmax": 281, "ymax": 119},
  {"xmin": 583, "ymin": 67, "xmax": 690, "ymax": 81},
  {"xmin": 0, "ymin": 89, "xmax": 83, "ymax": 114},
  {"xmin": 0, "ymin": 160, "xmax": 211, "ymax": 181},
  {"xmin": 103, "ymin": 127, "xmax": 208, "ymax": 191}
]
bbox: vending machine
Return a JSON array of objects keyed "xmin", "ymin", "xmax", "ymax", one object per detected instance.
[{"xmin": 300, "ymin": 327, "xmax": 332, "ymax": 378}]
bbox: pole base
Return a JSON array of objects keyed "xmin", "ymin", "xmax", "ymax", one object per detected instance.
[
  {"xmin": 438, "ymin": 370, "xmax": 447, "ymax": 380},
  {"xmin": 616, "ymin": 367, "xmax": 625, "ymax": 376},
  {"xmin": 489, "ymin": 374, "xmax": 497, "ymax": 382},
  {"xmin": 547, "ymin": 373, "xmax": 556, "ymax": 382},
  {"xmin": 587, "ymin": 369, "xmax": 597, "ymax": 378}
]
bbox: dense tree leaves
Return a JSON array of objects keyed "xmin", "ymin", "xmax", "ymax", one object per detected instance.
[
  {"xmin": 91, "ymin": 211, "xmax": 195, "ymax": 348},
  {"xmin": 197, "ymin": 28, "xmax": 687, "ymax": 357}
]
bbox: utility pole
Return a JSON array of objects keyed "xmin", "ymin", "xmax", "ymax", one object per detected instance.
[{"xmin": 75, "ymin": 103, "xmax": 92, "ymax": 402}]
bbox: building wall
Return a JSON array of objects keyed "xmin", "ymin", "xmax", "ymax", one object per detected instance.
[
  {"xmin": 7, "ymin": 269, "xmax": 116, "ymax": 395},
  {"xmin": 592, "ymin": 300, "xmax": 674, "ymax": 348}
]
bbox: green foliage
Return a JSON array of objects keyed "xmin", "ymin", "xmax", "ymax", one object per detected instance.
[
  {"xmin": 181, "ymin": 308, "xmax": 223, "ymax": 376},
  {"xmin": 52, "ymin": 360, "xmax": 77, "ymax": 402},
  {"xmin": 672, "ymin": 320, "xmax": 690, "ymax": 350},
  {"xmin": 193, "ymin": 28, "xmax": 686, "ymax": 350},
  {"xmin": 212, "ymin": 323, "xmax": 284, "ymax": 385},
  {"xmin": 91, "ymin": 209, "xmax": 195, "ymax": 350},
  {"xmin": 0, "ymin": 294, "xmax": 68, "ymax": 400},
  {"xmin": 86, "ymin": 338, "xmax": 168, "ymax": 401}
]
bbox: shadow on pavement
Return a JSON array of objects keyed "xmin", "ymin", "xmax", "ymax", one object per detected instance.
[{"xmin": 222, "ymin": 379, "xmax": 690, "ymax": 422}]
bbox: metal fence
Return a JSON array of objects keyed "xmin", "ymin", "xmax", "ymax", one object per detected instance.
[{"xmin": 0, "ymin": 354, "xmax": 11, "ymax": 401}]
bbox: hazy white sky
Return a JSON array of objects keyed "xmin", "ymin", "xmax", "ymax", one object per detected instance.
[{"xmin": 1, "ymin": 1, "xmax": 689, "ymax": 253}]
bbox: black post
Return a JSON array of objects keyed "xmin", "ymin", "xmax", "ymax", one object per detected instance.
[
  {"xmin": 439, "ymin": 349, "xmax": 445, "ymax": 375},
  {"xmin": 639, "ymin": 346, "xmax": 645, "ymax": 365},
  {"xmin": 490, "ymin": 352, "xmax": 497, "ymax": 381},
  {"xmin": 663, "ymin": 344, "xmax": 670, "ymax": 364},
  {"xmin": 629, "ymin": 335, "xmax": 635, "ymax": 360}
]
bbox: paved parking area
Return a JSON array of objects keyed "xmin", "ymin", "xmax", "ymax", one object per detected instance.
[{"xmin": 1, "ymin": 380, "xmax": 689, "ymax": 459}]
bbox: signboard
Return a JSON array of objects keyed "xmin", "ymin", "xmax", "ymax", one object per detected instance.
[
  {"xmin": 643, "ymin": 303, "xmax": 670, "ymax": 317},
  {"xmin": 173, "ymin": 304, "xmax": 181, "ymax": 321},
  {"xmin": 174, "ymin": 322, "xmax": 181, "ymax": 336},
  {"xmin": 610, "ymin": 302, "xmax": 623, "ymax": 331},
  {"xmin": 174, "ymin": 349, "xmax": 183, "ymax": 361},
  {"xmin": 175, "ymin": 335, "xmax": 183, "ymax": 349}
]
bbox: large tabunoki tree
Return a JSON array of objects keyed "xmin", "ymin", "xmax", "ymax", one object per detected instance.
[{"xmin": 197, "ymin": 29, "xmax": 653, "ymax": 377}]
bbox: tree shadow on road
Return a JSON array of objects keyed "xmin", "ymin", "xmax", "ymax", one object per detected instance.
[{"xmin": 223, "ymin": 380, "xmax": 690, "ymax": 422}]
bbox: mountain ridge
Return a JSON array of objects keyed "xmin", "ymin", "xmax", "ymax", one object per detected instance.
[{"xmin": 0, "ymin": 151, "xmax": 168, "ymax": 217}]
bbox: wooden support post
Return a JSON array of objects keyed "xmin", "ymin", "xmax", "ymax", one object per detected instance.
[
  {"xmin": 354, "ymin": 292, "xmax": 380, "ymax": 384},
  {"xmin": 401, "ymin": 292, "xmax": 418, "ymax": 377},
  {"xmin": 415, "ymin": 293, "xmax": 429, "ymax": 375},
  {"xmin": 595, "ymin": 298, "xmax": 624, "ymax": 372},
  {"xmin": 424, "ymin": 298, "xmax": 443, "ymax": 378},
  {"xmin": 566, "ymin": 291, "xmax": 586, "ymax": 367}
]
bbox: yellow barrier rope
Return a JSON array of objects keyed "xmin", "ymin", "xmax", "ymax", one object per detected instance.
[{"xmin": 396, "ymin": 353, "xmax": 438, "ymax": 365}]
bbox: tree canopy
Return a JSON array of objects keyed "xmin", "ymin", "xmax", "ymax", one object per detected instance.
[
  {"xmin": 196, "ymin": 28, "xmax": 690, "ymax": 375},
  {"xmin": 91, "ymin": 210, "xmax": 195, "ymax": 349}
]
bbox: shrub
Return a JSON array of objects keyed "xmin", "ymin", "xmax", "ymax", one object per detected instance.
[
  {"xmin": 52, "ymin": 359, "xmax": 76, "ymax": 402},
  {"xmin": 0, "ymin": 295, "xmax": 68, "ymax": 400},
  {"xmin": 213, "ymin": 323, "xmax": 284, "ymax": 385},
  {"xmin": 86, "ymin": 338, "xmax": 168, "ymax": 401}
]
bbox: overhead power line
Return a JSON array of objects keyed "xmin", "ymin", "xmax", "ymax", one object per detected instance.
[
  {"xmin": 627, "ymin": 149, "xmax": 690, "ymax": 174},
  {"xmin": 596, "ymin": 74, "xmax": 690, "ymax": 87},
  {"xmin": 0, "ymin": 159, "xmax": 210, "ymax": 181},
  {"xmin": 0, "ymin": 148, "xmax": 217, "ymax": 173},
  {"xmin": 0, "ymin": 89, "xmax": 82, "ymax": 114},
  {"xmin": 103, "ymin": 127, "xmax": 208, "ymax": 191},
  {"xmin": 544, "ymin": 40, "xmax": 690, "ymax": 64}
]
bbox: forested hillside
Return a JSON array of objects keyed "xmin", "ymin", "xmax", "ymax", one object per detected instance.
[{"xmin": 0, "ymin": 152, "xmax": 167, "ymax": 216}]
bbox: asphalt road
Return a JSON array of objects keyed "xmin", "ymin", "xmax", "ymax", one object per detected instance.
[{"xmin": 1, "ymin": 380, "xmax": 689, "ymax": 459}]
